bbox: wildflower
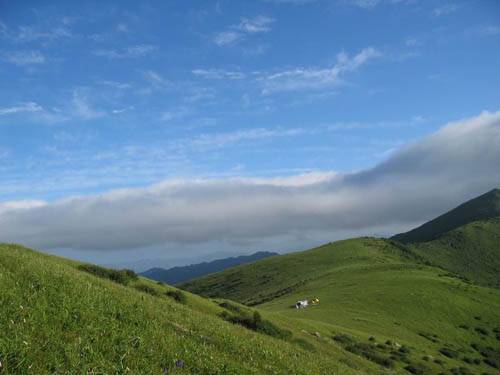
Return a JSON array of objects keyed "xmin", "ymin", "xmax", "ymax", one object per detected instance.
[{"xmin": 175, "ymin": 359, "xmax": 185, "ymax": 368}]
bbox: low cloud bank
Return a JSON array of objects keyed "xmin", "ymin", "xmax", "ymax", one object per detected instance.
[{"xmin": 1, "ymin": 111, "xmax": 500, "ymax": 254}]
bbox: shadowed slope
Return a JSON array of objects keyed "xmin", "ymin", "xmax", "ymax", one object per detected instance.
[{"xmin": 393, "ymin": 188, "xmax": 500, "ymax": 243}]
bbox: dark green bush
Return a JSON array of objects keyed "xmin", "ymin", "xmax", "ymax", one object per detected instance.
[
  {"xmin": 345, "ymin": 343, "xmax": 394, "ymax": 368},
  {"xmin": 484, "ymin": 358, "xmax": 498, "ymax": 368},
  {"xmin": 475, "ymin": 327, "xmax": 489, "ymax": 336},
  {"xmin": 166, "ymin": 290, "xmax": 187, "ymax": 304},
  {"xmin": 134, "ymin": 283, "xmax": 160, "ymax": 296},
  {"xmin": 439, "ymin": 348, "xmax": 458, "ymax": 359},
  {"xmin": 450, "ymin": 367, "xmax": 474, "ymax": 375},
  {"xmin": 77, "ymin": 264, "xmax": 137, "ymax": 285},
  {"xmin": 404, "ymin": 363, "xmax": 430, "ymax": 374},
  {"xmin": 219, "ymin": 301, "xmax": 244, "ymax": 314},
  {"xmin": 399, "ymin": 345, "xmax": 411, "ymax": 354},
  {"xmin": 220, "ymin": 310, "xmax": 292, "ymax": 340},
  {"xmin": 333, "ymin": 334, "xmax": 356, "ymax": 346}
]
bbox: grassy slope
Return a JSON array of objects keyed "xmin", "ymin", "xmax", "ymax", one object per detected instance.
[
  {"xmin": 182, "ymin": 238, "xmax": 500, "ymax": 374},
  {"xmin": 410, "ymin": 218, "xmax": 500, "ymax": 288},
  {"xmin": 393, "ymin": 188, "xmax": 500, "ymax": 244},
  {"xmin": 0, "ymin": 243, "xmax": 381, "ymax": 374}
]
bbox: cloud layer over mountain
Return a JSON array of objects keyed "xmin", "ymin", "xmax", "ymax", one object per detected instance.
[{"xmin": 1, "ymin": 111, "xmax": 499, "ymax": 255}]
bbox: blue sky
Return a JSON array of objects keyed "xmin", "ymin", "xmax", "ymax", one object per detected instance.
[{"xmin": 1, "ymin": 1, "xmax": 500, "ymax": 269}]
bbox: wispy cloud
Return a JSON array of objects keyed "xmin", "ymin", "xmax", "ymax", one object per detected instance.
[
  {"xmin": 0, "ymin": 102, "xmax": 42, "ymax": 116},
  {"xmin": 0, "ymin": 22, "xmax": 72, "ymax": 43},
  {"xmin": 1, "ymin": 50, "xmax": 46, "ymax": 65},
  {"xmin": 93, "ymin": 44, "xmax": 157, "ymax": 59},
  {"xmin": 71, "ymin": 90, "xmax": 106, "ymax": 120},
  {"xmin": 432, "ymin": 4, "xmax": 459, "ymax": 17},
  {"xmin": 238, "ymin": 15, "xmax": 274, "ymax": 33},
  {"xmin": 189, "ymin": 127, "xmax": 306, "ymax": 149},
  {"xmin": 160, "ymin": 106, "xmax": 190, "ymax": 122},
  {"xmin": 469, "ymin": 25, "xmax": 500, "ymax": 37},
  {"xmin": 192, "ymin": 68, "xmax": 246, "ymax": 80},
  {"xmin": 346, "ymin": 0, "xmax": 417, "ymax": 10},
  {"xmin": 214, "ymin": 15, "xmax": 274, "ymax": 47},
  {"xmin": 261, "ymin": 47, "xmax": 381, "ymax": 93},
  {"xmin": 213, "ymin": 31, "xmax": 244, "ymax": 46},
  {"xmin": 15, "ymin": 25, "xmax": 72, "ymax": 42}
]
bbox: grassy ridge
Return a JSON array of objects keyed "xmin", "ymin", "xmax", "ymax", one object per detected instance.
[
  {"xmin": 393, "ymin": 188, "xmax": 500, "ymax": 243},
  {"xmin": 182, "ymin": 237, "xmax": 500, "ymax": 373},
  {"xmin": 0, "ymin": 243, "xmax": 372, "ymax": 374},
  {"xmin": 410, "ymin": 218, "xmax": 500, "ymax": 288}
]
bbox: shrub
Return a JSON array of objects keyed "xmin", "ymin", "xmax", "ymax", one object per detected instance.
[
  {"xmin": 368, "ymin": 336, "xmax": 376, "ymax": 342},
  {"xmin": 399, "ymin": 345, "xmax": 411, "ymax": 354},
  {"xmin": 434, "ymin": 359, "xmax": 444, "ymax": 365},
  {"xmin": 333, "ymin": 334, "xmax": 356, "ymax": 346},
  {"xmin": 450, "ymin": 367, "xmax": 474, "ymax": 375},
  {"xmin": 166, "ymin": 290, "xmax": 187, "ymax": 304},
  {"xmin": 458, "ymin": 324, "xmax": 469, "ymax": 330},
  {"xmin": 439, "ymin": 348, "xmax": 458, "ymax": 359},
  {"xmin": 484, "ymin": 358, "xmax": 498, "ymax": 368},
  {"xmin": 134, "ymin": 284, "xmax": 159, "ymax": 296},
  {"xmin": 404, "ymin": 363, "xmax": 430, "ymax": 374},
  {"xmin": 475, "ymin": 327, "xmax": 489, "ymax": 336},
  {"xmin": 221, "ymin": 311, "xmax": 292, "ymax": 340},
  {"xmin": 390, "ymin": 350, "xmax": 411, "ymax": 364},
  {"xmin": 345, "ymin": 343, "xmax": 394, "ymax": 368},
  {"xmin": 219, "ymin": 301, "xmax": 244, "ymax": 314},
  {"xmin": 77, "ymin": 264, "xmax": 137, "ymax": 285}
]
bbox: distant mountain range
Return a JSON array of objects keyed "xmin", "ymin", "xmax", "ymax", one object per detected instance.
[{"xmin": 140, "ymin": 251, "xmax": 278, "ymax": 284}]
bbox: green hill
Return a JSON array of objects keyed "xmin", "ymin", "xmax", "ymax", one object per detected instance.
[
  {"xmin": 0, "ymin": 243, "xmax": 378, "ymax": 374},
  {"xmin": 181, "ymin": 237, "xmax": 500, "ymax": 374},
  {"xmin": 409, "ymin": 218, "xmax": 500, "ymax": 288},
  {"xmin": 393, "ymin": 188, "xmax": 500, "ymax": 243}
]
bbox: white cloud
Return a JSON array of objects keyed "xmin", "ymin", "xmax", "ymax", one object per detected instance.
[
  {"xmin": 1, "ymin": 110, "xmax": 499, "ymax": 254},
  {"xmin": 213, "ymin": 31, "xmax": 244, "ymax": 46},
  {"xmin": 214, "ymin": 15, "xmax": 274, "ymax": 47},
  {"xmin": 93, "ymin": 44, "xmax": 157, "ymax": 59},
  {"xmin": 1, "ymin": 50, "xmax": 46, "ymax": 65},
  {"xmin": 432, "ymin": 4, "xmax": 458, "ymax": 17},
  {"xmin": 16, "ymin": 25, "xmax": 72, "ymax": 41},
  {"xmin": 473, "ymin": 25, "xmax": 500, "ymax": 37},
  {"xmin": 189, "ymin": 127, "xmax": 306, "ymax": 148},
  {"xmin": 0, "ymin": 102, "xmax": 42, "ymax": 115},
  {"xmin": 238, "ymin": 15, "xmax": 274, "ymax": 33},
  {"xmin": 261, "ymin": 47, "xmax": 381, "ymax": 93},
  {"xmin": 192, "ymin": 68, "xmax": 246, "ymax": 80},
  {"xmin": 71, "ymin": 90, "xmax": 105, "ymax": 120},
  {"xmin": 160, "ymin": 106, "xmax": 190, "ymax": 122}
]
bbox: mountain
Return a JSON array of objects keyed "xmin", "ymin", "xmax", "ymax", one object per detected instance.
[
  {"xmin": 0, "ymin": 243, "xmax": 369, "ymax": 374},
  {"xmin": 140, "ymin": 251, "xmax": 278, "ymax": 284},
  {"xmin": 409, "ymin": 218, "xmax": 500, "ymax": 288},
  {"xmin": 392, "ymin": 188, "xmax": 500, "ymax": 243},
  {"xmin": 391, "ymin": 188, "xmax": 500, "ymax": 288},
  {"xmin": 181, "ymin": 236, "xmax": 500, "ymax": 374},
  {"xmin": 3, "ymin": 189, "xmax": 500, "ymax": 373}
]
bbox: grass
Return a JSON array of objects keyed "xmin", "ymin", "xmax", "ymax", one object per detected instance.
[
  {"xmin": 0, "ymin": 243, "xmax": 372, "ymax": 374},
  {"xmin": 410, "ymin": 218, "xmax": 500, "ymax": 288},
  {"xmin": 182, "ymin": 236, "xmax": 500, "ymax": 374}
]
